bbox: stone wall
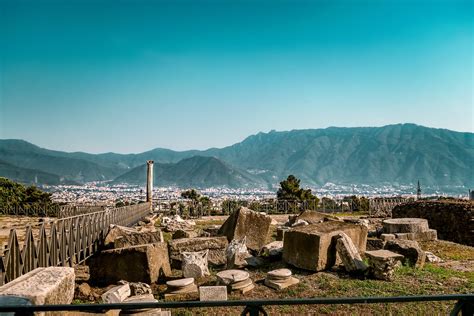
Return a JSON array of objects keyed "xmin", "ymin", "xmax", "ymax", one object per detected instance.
[{"xmin": 392, "ymin": 201, "xmax": 473, "ymax": 246}]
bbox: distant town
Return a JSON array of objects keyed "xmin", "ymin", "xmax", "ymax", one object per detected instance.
[{"xmin": 43, "ymin": 182, "xmax": 471, "ymax": 206}]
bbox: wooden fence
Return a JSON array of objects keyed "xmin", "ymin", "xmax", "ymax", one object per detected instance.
[{"xmin": 0, "ymin": 202, "xmax": 151, "ymax": 285}]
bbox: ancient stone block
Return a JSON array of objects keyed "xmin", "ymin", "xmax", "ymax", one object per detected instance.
[
  {"xmin": 102, "ymin": 284, "xmax": 131, "ymax": 303},
  {"xmin": 74, "ymin": 265, "xmax": 90, "ymax": 282},
  {"xmin": 384, "ymin": 239, "xmax": 426, "ymax": 268},
  {"xmin": 226, "ymin": 237, "xmax": 251, "ymax": 268},
  {"xmin": 413, "ymin": 229, "xmax": 437, "ymax": 241},
  {"xmin": 380, "ymin": 234, "xmax": 396, "ymax": 241},
  {"xmin": 168, "ymin": 236, "xmax": 228, "ymax": 267},
  {"xmin": 120, "ymin": 294, "xmax": 161, "ymax": 316},
  {"xmin": 336, "ymin": 233, "xmax": 368, "ymax": 273},
  {"xmin": 425, "ymin": 251, "xmax": 443, "ymax": 263},
  {"xmin": 365, "ymin": 249, "xmax": 404, "ymax": 281},
  {"xmin": 395, "ymin": 233, "xmax": 415, "ymax": 240},
  {"xmin": 218, "ymin": 207, "xmax": 272, "ymax": 251},
  {"xmin": 203, "ymin": 225, "xmax": 221, "ymax": 237},
  {"xmin": 89, "ymin": 242, "xmax": 171, "ymax": 285},
  {"xmin": 283, "ymin": 221, "xmax": 368, "ymax": 271},
  {"xmin": 261, "ymin": 241, "xmax": 283, "ymax": 257},
  {"xmin": 383, "ymin": 218, "xmax": 429, "ymax": 234},
  {"xmin": 199, "ymin": 286, "xmax": 228, "ymax": 301},
  {"xmin": 216, "ymin": 269, "xmax": 254, "ymax": 294},
  {"xmin": 264, "ymin": 269, "xmax": 299, "ymax": 290},
  {"xmin": 105, "ymin": 225, "xmax": 164, "ymax": 249},
  {"xmin": 392, "ymin": 200, "xmax": 473, "ymax": 246},
  {"xmin": 276, "ymin": 227, "xmax": 289, "ymax": 241},
  {"xmin": 125, "ymin": 282, "xmax": 153, "ymax": 296},
  {"xmin": 172, "ymin": 229, "xmax": 199, "ymax": 240},
  {"xmin": 216, "ymin": 270, "xmax": 249, "ymax": 285},
  {"xmin": 366, "ymin": 238, "xmax": 386, "ymax": 251},
  {"xmin": 0, "ymin": 267, "xmax": 75, "ymax": 305},
  {"xmin": 165, "ymin": 278, "xmax": 198, "ymax": 298},
  {"xmin": 291, "ymin": 210, "xmax": 339, "ymax": 225}
]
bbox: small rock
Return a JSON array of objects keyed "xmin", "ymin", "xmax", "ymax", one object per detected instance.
[
  {"xmin": 101, "ymin": 284, "xmax": 131, "ymax": 303},
  {"xmin": 130, "ymin": 282, "xmax": 153, "ymax": 296},
  {"xmin": 77, "ymin": 283, "xmax": 92, "ymax": 298},
  {"xmin": 173, "ymin": 229, "xmax": 199, "ymax": 239},
  {"xmin": 261, "ymin": 241, "xmax": 283, "ymax": 257},
  {"xmin": 291, "ymin": 219, "xmax": 309, "ymax": 227},
  {"xmin": 425, "ymin": 251, "xmax": 443, "ymax": 263},
  {"xmin": 245, "ymin": 256, "xmax": 265, "ymax": 267}
]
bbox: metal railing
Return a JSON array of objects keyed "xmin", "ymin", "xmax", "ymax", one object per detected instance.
[
  {"xmin": 0, "ymin": 203, "xmax": 109, "ymax": 218},
  {"xmin": 0, "ymin": 202, "xmax": 151, "ymax": 285},
  {"xmin": 0, "ymin": 294, "xmax": 472, "ymax": 315},
  {"xmin": 156, "ymin": 197, "xmax": 410, "ymax": 217}
]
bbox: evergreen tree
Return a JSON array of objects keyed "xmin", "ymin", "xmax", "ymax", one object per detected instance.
[{"xmin": 277, "ymin": 175, "xmax": 319, "ymax": 209}]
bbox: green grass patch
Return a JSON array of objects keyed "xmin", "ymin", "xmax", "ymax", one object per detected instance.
[{"xmin": 419, "ymin": 240, "xmax": 474, "ymax": 261}]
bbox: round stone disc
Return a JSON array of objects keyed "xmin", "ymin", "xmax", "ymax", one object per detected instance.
[
  {"xmin": 166, "ymin": 278, "xmax": 194, "ymax": 288},
  {"xmin": 230, "ymin": 278, "xmax": 253, "ymax": 290},
  {"xmin": 268, "ymin": 268, "xmax": 292, "ymax": 279},
  {"xmin": 216, "ymin": 270, "xmax": 249, "ymax": 284}
]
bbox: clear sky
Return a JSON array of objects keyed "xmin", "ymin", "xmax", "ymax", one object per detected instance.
[{"xmin": 0, "ymin": 0, "xmax": 472, "ymax": 153}]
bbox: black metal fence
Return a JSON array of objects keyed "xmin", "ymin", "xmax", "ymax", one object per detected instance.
[
  {"xmin": 0, "ymin": 203, "xmax": 109, "ymax": 218},
  {"xmin": 0, "ymin": 294, "xmax": 472, "ymax": 315},
  {"xmin": 155, "ymin": 197, "xmax": 410, "ymax": 217}
]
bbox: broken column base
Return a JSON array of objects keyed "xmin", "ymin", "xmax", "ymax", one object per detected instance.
[
  {"xmin": 365, "ymin": 250, "xmax": 404, "ymax": 281},
  {"xmin": 264, "ymin": 277, "xmax": 299, "ymax": 290}
]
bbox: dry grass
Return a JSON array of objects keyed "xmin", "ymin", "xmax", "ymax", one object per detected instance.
[
  {"xmin": 165, "ymin": 258, "xmax": 473, "ymax": 315},
  {"xmin": 160, "ymin": 219, "xmax": 474, "ymax": 315}
]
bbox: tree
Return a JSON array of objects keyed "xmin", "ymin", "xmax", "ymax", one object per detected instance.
[
  {"xmin": 181, "ymin": 189, "xmax": 200, "ymax": 201},
  {"xmin": 195, "ymin": 196, "xmax": 211, "ymax": 216},
  {"xmin": 277, "ymin": 175, "xmax": 302, "ymax": 200},
  {"xmin": 181, "ymin": 189, "xmax": 214, "ymax": 217},
  {"xmin": 342, "ymin": 195, "xmax": 370, "ymax": 213},
  {"xmin": 221, "ymin": 199, "xmax": 245, "ymax": 215},
  {"xmin": 0, "ymin": 177, "xmax": 53, "ymax": 208},
  {"xmin": 277, "ymin": 175, "xmax": 319, "ymax": 210},
  {"xmin": 320, "ymin": 197, "xmax": 338, "ymax": 211}
]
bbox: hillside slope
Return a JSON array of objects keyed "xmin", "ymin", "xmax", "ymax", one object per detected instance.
[
  {"xmin": 113, "ymin": 156, "xmax": 267, "ymax": 188},
  {"xmin": 1, "ymin": 124, "xmax": 472, "ymax": 187}
]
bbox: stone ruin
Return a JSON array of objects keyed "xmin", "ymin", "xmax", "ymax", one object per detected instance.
[
  {"xmin": 0, "ymin": 205, "xmax": 452, "ymax": 313},
  {"xmin": 283, "ymin": 221, "xmax": 368, "ymax": 271},
  {"xmin": 382, "ymin": 218, "xmax": 437, "ymax": 242},
  {"xmin": 218, "ymin": 207, "xmax": 272, "ymax": 252},
  {"xmin": 264, "ymin": 268, "xmax": 299, "ymax": 290},
  {"xmin": 216, "ymin": 269, "xmax": 254, "ymax": 294},
  {"xmin": 392, "ymin": 200, "xmax": 473, "ymax": 246},
  {"xmin": 181, "ymin": 250, "xmax": 210, "ymax": 279}
]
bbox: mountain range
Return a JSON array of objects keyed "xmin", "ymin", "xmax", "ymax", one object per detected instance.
[{"xmin": 0, "ymin": 124, "xmax": 472, "ymax": 189}]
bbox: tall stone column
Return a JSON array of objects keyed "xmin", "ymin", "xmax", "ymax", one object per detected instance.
[{"xmin": 146, "ymin": 160, "xmax": 154, "ymax": 206}]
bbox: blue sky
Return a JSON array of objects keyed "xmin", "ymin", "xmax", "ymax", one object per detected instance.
[{"xmin": 0, "ymin": 0, "xmax": 472, "ymax": 153}]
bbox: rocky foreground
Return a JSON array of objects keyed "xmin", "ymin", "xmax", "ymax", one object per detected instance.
[{"xmin": 1, "ymin": 206, "xmax": 473, "ymax": 315}]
